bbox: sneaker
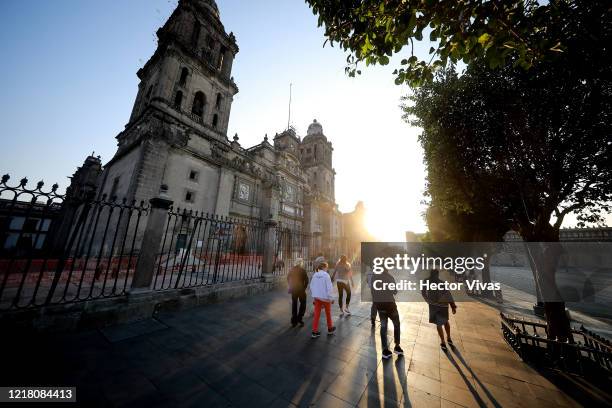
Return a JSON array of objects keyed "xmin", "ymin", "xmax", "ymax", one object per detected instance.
[
  {"xmin": 311, "ymin": 331, "xmax": 321, "ymax": 338},
  {"xmin": 440, "ymin": 342, "xmax": 448, "ymax": 352},
  {"xmin": 394, "ymin": 345, "xmax": 404, "ymax": 355},
  {"xmin": 344, "ymin": 307, "xmax": 351, "ymax": 316},
  {"xmin": 382, "ymin": 349, "xmax": 393, "ymax": 359},
  {"xmin": 327, "ymin": 327, "xmax": 336, "ymax": 335},
  {"xmin": 298, "ymin": 320, "xmax": 304, "ymax": 327}
]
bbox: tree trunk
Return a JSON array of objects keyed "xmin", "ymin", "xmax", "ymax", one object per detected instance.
[
  {"xmin": 544, "ymin": 301, "xmax": 572, "ymax": 342},
  {"xmin": 525, "ymin": 241, "xmax": 572, "ymax": 341}
]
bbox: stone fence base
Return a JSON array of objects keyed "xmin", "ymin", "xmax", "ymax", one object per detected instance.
[{"xmin": 0, "ymin": 276, "xmax": 287, "ymax": 333}]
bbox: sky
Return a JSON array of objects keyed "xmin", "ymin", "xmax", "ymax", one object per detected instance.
[
  {"xmin": 0, "ymin": 0, "xmax": 430, "ymax": 241},
  {"xmin": 0, "ymin": 1, "xmax": 602, "ymax": 241}
]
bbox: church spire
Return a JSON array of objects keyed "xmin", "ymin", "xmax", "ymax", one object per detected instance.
[{"xmin": 125, "ymin": 0, "xmax": 239, "ymax": 139}]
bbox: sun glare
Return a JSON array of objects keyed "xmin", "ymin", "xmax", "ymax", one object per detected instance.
[{"xmin": 364, "ymin": 207, "xmax": 411, "ymax": 242}]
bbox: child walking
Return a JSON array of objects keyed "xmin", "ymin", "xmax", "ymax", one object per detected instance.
[
  {"xmin": 310, "ymin": 262, "xmax": 336, "ymax": 338},
  {"xmin": 332, "ymin": 255, "xmax": 353, "ymax": 316},
  {"xmin": 421, "ymin": 269, "xmax": 457, "ymax": 351}
]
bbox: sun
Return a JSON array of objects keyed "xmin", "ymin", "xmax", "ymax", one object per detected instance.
[
  {"xmin": 364, "ymin": 208, "xmax": 409, "ymax": 242},
  {"xmin": 361, "ymin": 199, "xmax": 428, "ymax": 242}
]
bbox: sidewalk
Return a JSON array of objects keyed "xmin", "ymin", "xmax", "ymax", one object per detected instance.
[{"xmin": 2, "ymin": 287, "xmax": 581, "ymax": 407}]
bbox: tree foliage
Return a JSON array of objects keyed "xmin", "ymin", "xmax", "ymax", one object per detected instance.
[
  {"xmin": 404, "ymin": 43, "xmax": 611, "ymax": 338},
  {"xmin": 305, "ymin": 0, "xmax": 610, "ymax": 86},
  {"xmin": 404, "ymin": 56, "xmax": 612, "ymax": 241}
]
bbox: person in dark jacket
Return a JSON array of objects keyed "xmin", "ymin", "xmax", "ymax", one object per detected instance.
[
  {"xmin": 372, "ymin": 267, "xmax": 403, "ymax": 359},
  {"xmin": 288, "ymin": 258, "xmax": 309, "ymax": 327},
  {"xmin": 421, "ymin": 269, "xmax": 457, "ymax": 351}
]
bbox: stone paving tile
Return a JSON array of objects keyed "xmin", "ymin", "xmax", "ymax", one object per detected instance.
[
  {"xmin": 326, "ymin": 375, "xmax": 369, "ymax": 405},
  {"xmin": 357, "ymin": 391, "xmax": 400, "ymax": 408},
  {"xmin": 440, "ymin": 382, "xmax": 485, "ymax": 408},
  {"xmin": 406, "ymin": 371, "xmax": 442, "ymax": 397},
  {"xmin": 314, "ymin": 391, "xmax": 355, "ymax": 408},
  {"xmin": 1, "ymin": 287, "xmax": 590, "ymax": 407},
  {"xmin": 439, "ymin": 367, "xmax": 474, "ymax": 390},
  {"xmin": 402, "ymin": 386, "xmax": 442, "ymax": 407},
  {"xmin": 174, "ymin": 385, "xmax": 231, "ymax": 408},
  {"xmin": 101, "ymin": 318, "xmax": 169, "ymax": 342},
  {"xmin": 408, "ymin": 359, "xmax": 441, "ymax": 381},
  {"xmin": 279, "ymin": 371, "xmax": 337, "ymax": 407}
]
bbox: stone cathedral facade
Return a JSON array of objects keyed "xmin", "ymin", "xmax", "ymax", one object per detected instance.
[{"xmin": 93, "ymin": 0, "xmax": 344, "ymax": 255}]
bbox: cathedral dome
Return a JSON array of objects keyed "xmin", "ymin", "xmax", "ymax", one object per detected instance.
[{"xmin": 306, "ymin": 119, "xmax": 324, "ymax": 136}]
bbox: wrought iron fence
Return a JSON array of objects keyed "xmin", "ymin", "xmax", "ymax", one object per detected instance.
[
  {"xmin": 500, "ymin": 312, "xmax": 612, "ymax": 377},
  {"xmin": 0, "ymin": 174, "xmax": 148, "ymax": 310},
  {"xmin": 274, "ymin": 227, "xmax": 317, "ymax": 275},
  {"xmin": 1, "ymin": 173, "xmax": 339, "ymax": 310},
  {"xmin": 152, "ymin": 208, "xmax": 266, "ymax": 290}
]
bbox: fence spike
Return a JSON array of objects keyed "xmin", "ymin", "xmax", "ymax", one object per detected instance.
[
  {"xmin": 1, "ymin": 174, "xmax": 9, "ymax": 183},
  {"xmin": 20, "ymin": 177, "xmax": 28, "ymax": 187}
]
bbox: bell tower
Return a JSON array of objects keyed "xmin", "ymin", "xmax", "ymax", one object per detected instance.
[
  {"xmin": 99, "ymin": 0, "xmax": 240, "ymax": 208},
  {"xmin": 126, "ymin": 0, "xmax": 239, "ymax": 140},
  {"xmin": 300, "ymin": 119, "xmax": 335, "ymax": 201}
]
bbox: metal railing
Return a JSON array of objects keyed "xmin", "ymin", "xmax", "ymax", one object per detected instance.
[
  {"xmin": 152, "ymin": 209, "xmax": 266, "ymax": 290},
  {"xmin": 500, "ymin": 312, "xmax": 612, "ymax": 377},
  {"xmin": 274, "ymin": 227, "xmax": 316, "ymax": 275},
  {"xmin": 1, "ymin": 173, "xmax": 334, "ymax": 311},
  {"xmin": 0, "ymin": 175, "xmax": 148, "ymax": 310}
]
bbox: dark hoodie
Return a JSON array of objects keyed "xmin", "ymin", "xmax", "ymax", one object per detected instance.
[{"xmin": 372, "ymin": 270, "xmax": 398, "ymax": 311}]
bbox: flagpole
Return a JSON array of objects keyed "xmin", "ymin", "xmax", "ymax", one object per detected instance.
[{"xmin": 287, "ymin": 83, "xmax": 292, "ymax": 130}]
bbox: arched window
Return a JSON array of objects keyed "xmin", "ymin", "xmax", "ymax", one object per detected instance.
[
  {"xmin": 191, "ymin": 91, "xmax": 205, "ymax": 117},
  {"xmin": 179, "ymin": 67, "xmax": 189, "ymax": 86},
  {"xmin": 215, "ymin": 93, "xmax": 222, "ymax": 109},
  {"xmin": 212, "ymin": 114, "xmax": 219, "ymax": 128},
  {"xmin": 174, "ymin": 91, "xmax": 183, "ymax": 109}
]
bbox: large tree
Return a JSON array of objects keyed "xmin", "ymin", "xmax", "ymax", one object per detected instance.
[
  {"xmin": 404, "ymin": 57, "xmax": 612, "ymax": 338},
  {"xmin": 305, "ymin": 0, "xmax": 611, "ymax": 86}
]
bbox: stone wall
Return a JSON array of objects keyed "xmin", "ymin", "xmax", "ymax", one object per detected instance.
[{"xmin": 0, "ymin": 277, "xmax": 287, "ymax": 333}]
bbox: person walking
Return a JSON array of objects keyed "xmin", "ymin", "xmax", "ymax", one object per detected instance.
[
  {"xmin": 288, "ymin": 258, "xmax": 309, "ymax": 327},
  {"xmin": 313, "ymin": 253, "xmax": 326, "ymax": 272},
  {"xmin": 332, "ymin": 255, "xmax": 354, "ymax": 316},
  {"xmin": 310, "ymin": 262, "xmax": 336, "ymax": 338},
  {"xmin": 372, "ymin": 266, "xmax": 403, "ymax": 359},
  {"xmin": 421, "ymin": 269, "xmax": 457, "ymax": 351},
  {"xmin": 367, "ymin": 268, "xmax": 378, "ymax": 326}
]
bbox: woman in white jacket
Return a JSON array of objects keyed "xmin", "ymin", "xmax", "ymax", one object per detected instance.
[{"xmin": 310, "ymin": 262, "xmax": 336, "ymax": 338}]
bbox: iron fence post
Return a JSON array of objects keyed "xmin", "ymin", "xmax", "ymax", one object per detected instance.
[
  {"xmin": 261, "ymin": 219, "xmax": 277, "ymax": 283},
  {"xmin": 131, "ymin": 196, "xmax": 173, "ymax": 292}
]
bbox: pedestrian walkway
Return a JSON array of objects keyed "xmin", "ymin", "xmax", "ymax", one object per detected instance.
[{"xmin": 2, "ymin": 288, "xmax": 581, "ymax": 407}]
